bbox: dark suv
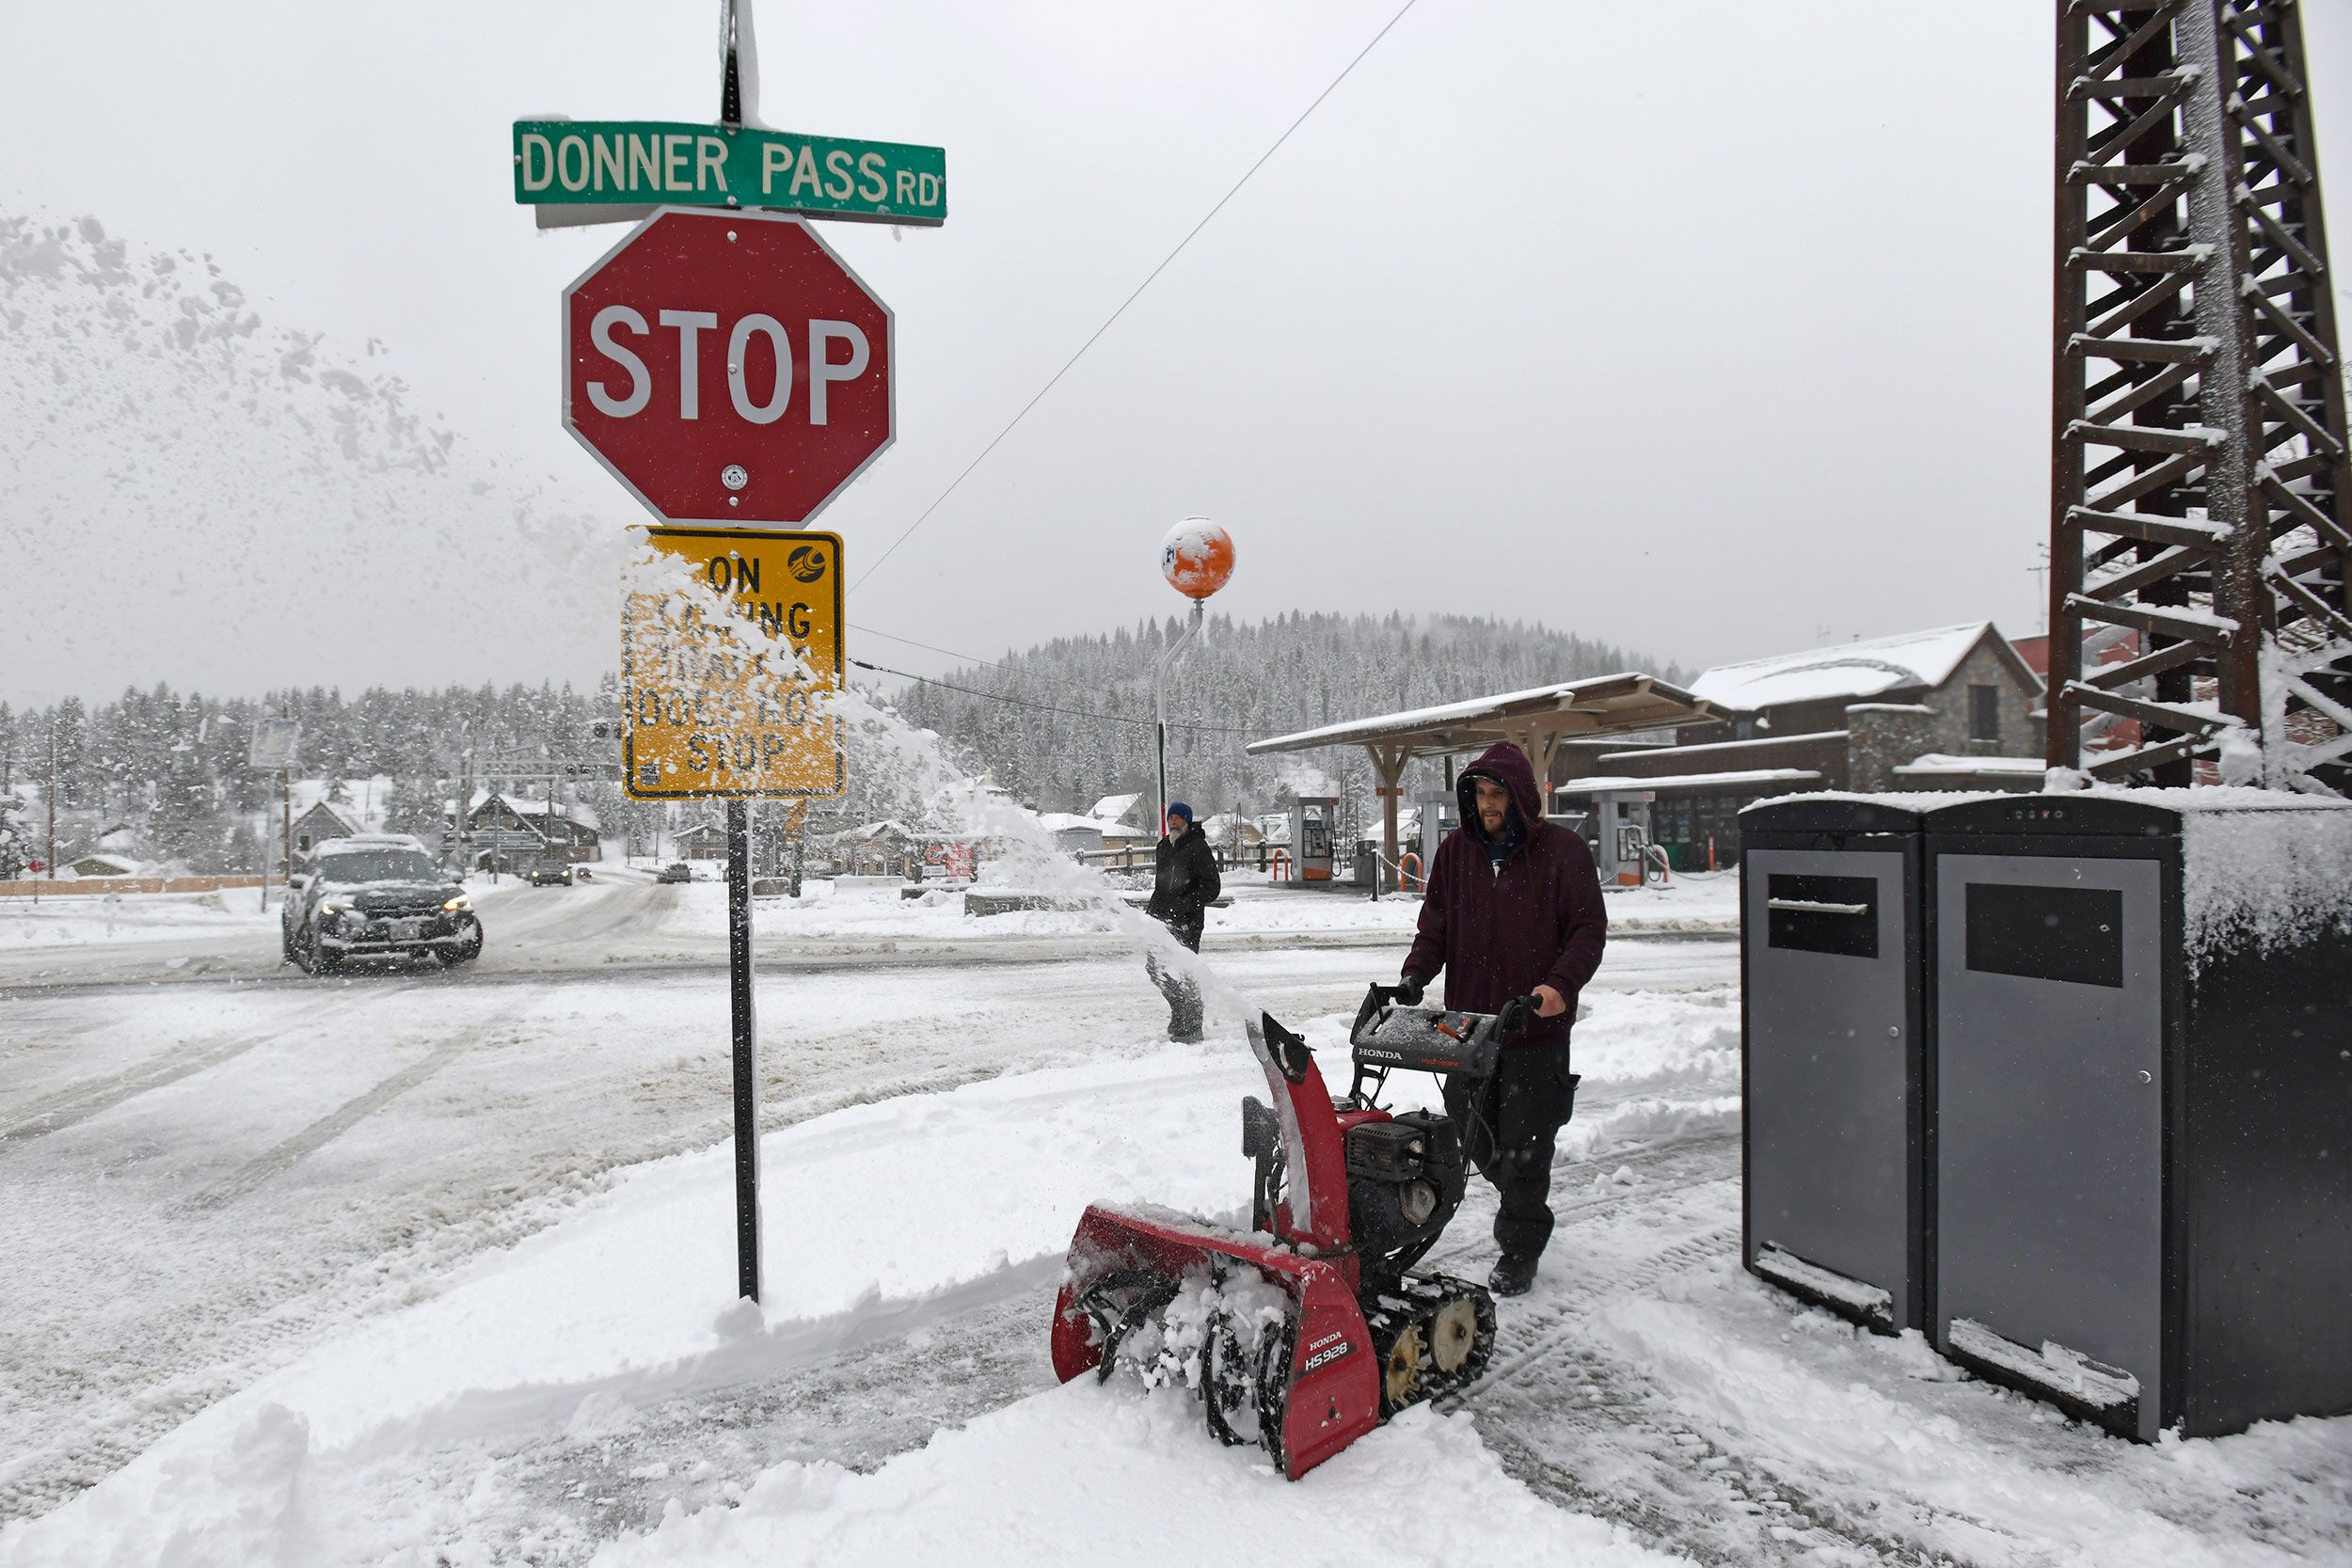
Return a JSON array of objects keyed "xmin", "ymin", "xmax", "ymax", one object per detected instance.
[
  {"xmin": 284, "ymin": 833, "xmax": 483, "ymax": 974},
  {"xmin": 524, "ymin": 857, "xmax": 576, "ymax": 887}
]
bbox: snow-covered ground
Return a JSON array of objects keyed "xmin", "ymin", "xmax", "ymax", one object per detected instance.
[{"xmin": 3, "ymin": 877, "xmax": 2344, "ymax": 1566}]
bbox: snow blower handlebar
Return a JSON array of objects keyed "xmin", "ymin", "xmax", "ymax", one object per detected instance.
[{"xmin": 1345, "ymin": 984, "xmax": 1533, "ymax": 1105}]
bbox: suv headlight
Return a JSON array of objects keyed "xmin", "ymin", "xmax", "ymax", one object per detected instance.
[
  {"xmin": 320, "ymin": 900, "xmax": 348, "ymax": 915},
  {"xmin": 443, "ymin": 894, "xmax": 471, "ymax": 911}
]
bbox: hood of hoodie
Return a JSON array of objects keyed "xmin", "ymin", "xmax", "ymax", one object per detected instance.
[{"xmin": 1455, "ymin": 740, "xmax": 1547, "ymax": 850}]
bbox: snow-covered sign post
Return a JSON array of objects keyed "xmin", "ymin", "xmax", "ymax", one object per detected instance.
[
  {"xmin": 515, "ymin": 0, "xmax": 940, "ymax": 1306},
  {"xmin": 1156, "ymin": 519, "xmax": 1235, "ymax": 839}
]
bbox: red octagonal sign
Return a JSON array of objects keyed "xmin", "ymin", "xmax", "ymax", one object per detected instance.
[{"xmin": 564, "ymin": 207, "xmax": 893, "ymax": 523}]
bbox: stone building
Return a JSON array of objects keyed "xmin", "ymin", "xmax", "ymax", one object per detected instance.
[{"xmin": 1554, "ymin": 623, "xmax": 2045, "ymax": 866}]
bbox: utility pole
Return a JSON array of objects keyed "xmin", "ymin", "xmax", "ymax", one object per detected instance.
[
  {"xmin": 45, "ymin": 725, "xmax": 57, "ymax": 896},
  {"xmin": 280, "ymin": 704, "xmax": 294, "ymax": 886},
  {"xmin": 1154, "ymin": 600, "xmax": 1204, "ymax": 839}
]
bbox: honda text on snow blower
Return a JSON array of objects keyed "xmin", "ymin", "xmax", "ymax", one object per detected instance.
[{"xmin": 1050, "ymin": 983, "xmax": 1535, "ymax": 1479}]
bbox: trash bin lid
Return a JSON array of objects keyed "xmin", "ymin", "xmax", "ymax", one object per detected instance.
[
  {"xmin": 1740, "ymin": 794, "xmax": 1931, "ymax": 835},
  {"xmin": 1926, "ymin": 792, "xmax": 2178, "ymax": 838}
]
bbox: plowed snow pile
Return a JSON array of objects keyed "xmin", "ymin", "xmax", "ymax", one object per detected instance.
[{"xmin": 590, "ymin": 1389, "xmax": 1677, "ymax": 1568}]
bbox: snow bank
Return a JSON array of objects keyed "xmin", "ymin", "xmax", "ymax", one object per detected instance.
[
  {"xmin": 589, "ymin": 1386, "xmax": 1685, "ymax": 1568},
  {"xmin": 0, "ymin": 890, "xmax": 275, "ymax": 947}
]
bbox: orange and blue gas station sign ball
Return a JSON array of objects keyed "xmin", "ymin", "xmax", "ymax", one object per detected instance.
[{"xmin": 1160, "ymin": 517, "xmax": 1235, "ymax": 600}]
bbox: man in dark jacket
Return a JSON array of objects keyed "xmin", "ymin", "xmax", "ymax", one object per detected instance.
[
  {"xmin": 1145, "ymin": 801, "xmax": 1221, "ymax": 1042},
  {"xmin": 1399, "ymin": 741, "xmax": 1607, "ymax": 1296}
]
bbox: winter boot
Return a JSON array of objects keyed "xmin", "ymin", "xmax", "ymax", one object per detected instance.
[{"xmin": 1488, "ymin": 1253, "xmax": 1538, "ymax": 1297}]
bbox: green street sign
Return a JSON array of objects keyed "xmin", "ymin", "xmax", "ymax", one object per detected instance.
[{"xmin": 512, "ymin": 120, "xmax": 946, "ymax": 226}]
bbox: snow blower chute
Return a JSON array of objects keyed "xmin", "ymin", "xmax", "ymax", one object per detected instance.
[{"xmin": 1049, "ymin": 984, "xmax": 1531, "ymax": 1479}]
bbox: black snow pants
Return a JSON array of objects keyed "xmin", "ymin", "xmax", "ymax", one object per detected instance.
[
  {"xmin": 1443, "ymin": 1043, "xmax": 1581, "ymax": 1260},
  {"xmin": 1145, "ymin": 918, "xmax": 1204, "ymax": 1040}
]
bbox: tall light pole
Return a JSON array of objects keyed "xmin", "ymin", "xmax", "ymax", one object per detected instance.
[{"xmin": 1155, "ymin": 518, "xmax": 1235, "ymax": 837}]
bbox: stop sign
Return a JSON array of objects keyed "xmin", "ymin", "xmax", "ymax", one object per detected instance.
[{"xmin": 564, "ymin": 208, "xmax": 893, "ymax": 523}]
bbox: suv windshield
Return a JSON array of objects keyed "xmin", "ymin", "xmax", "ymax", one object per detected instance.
[{"xmin": 317, "ymin": 850, "xmax": 441, "ymax": 884}]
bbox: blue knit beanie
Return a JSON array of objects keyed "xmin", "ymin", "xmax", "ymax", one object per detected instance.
[{"xmin": 1166, "ymin": 801, "xmax": 1194, "ymax": 825}]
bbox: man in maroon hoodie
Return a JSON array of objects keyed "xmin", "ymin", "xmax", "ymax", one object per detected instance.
[{"xmin": 1398, "ymin": 740, "xmax": 1607, "ymax": 1296}]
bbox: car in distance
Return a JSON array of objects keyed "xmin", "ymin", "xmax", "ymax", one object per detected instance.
[
  {"xmin": 656, "ymin": 863, "xmax": 692, "ymax": 884},
  {"xmin": 283, "ymin": 833, "xmax": 483, "ymax": 974},
  {"xmin": 524, "ymin": 857, "xmax": 577, "ymax": 887}
]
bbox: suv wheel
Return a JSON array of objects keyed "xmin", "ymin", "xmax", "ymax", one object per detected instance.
[
  {"xmin": 440, "ymin": 920, "xmax": 483, "ymax": 968},
  {"xmin": 296, "ymin": 923, "xmax": 342, "ymax": 975}
]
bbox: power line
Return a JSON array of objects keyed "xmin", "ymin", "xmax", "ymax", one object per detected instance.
[
  {"xmin": 848, "ymin": 623, "xmax": 1011, "ymax": 673},
  {"xmin": 848, "ymin": 657, "xmax": 1256, "ymax": 735},
  {"xmin": 851, "ymin": 0, "xmax": 1422, "ymax": 591}
]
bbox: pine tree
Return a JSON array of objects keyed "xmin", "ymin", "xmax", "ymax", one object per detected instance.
[
  {"xmin": 0, "ymin": 788, "xmax": 30, "ymax": 879},
  {"xmin": 151, "ymin": 744, "xmax": 227, "ymax": 870}
]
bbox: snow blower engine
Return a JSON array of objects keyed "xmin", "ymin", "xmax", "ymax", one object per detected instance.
[{"xmin": 1048, "ymin": 983, "xmax": 1534, "ymax": 1479}]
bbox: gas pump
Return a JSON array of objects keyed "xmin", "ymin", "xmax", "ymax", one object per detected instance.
[
  {"xmin": 1601, "ymin": 791, "xmax": 1655, "ymax": 886},
  {"xmin": 1552, "ymin": 787, "xmax": 1655, "ymax": 886},
  {"xmin": 1289, "ymin": 796, "xmax": 1339, "ymax": 882},
  {"xmin": 1414, "ymin": 791, "xmax": 1457, "ymax": 864}
]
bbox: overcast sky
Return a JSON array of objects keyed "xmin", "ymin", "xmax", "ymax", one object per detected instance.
[{"xmin": 4, "ymin": 0, "xmax": 2349, "ymax": 708}]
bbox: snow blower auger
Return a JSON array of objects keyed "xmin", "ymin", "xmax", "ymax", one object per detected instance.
[{"xmin": 1049, "ymin": 983, "xmax": 1533, "ymax": 1479}]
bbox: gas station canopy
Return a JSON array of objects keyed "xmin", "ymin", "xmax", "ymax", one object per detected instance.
[
  {"xmin": 1247, "ymin": 671, "xmax": 1720, "ymax": 773},
  {"xmin": 1245, "ymin": 672, "xmax": 1724, "ymax": 889}
]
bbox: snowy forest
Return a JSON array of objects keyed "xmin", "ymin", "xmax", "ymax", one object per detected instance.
[
  {"xmin": 0, "ymin": 680, "xmax": 620, "ymax": 877},
  {"xmin": 893, "ymin": 610, "xmax": 1681, "ymax": 824}
]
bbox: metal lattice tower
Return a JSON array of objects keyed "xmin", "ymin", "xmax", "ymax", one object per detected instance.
[{"xmin": 2048, "ymin": 0, "xmax": 2352, "ymax": 791}]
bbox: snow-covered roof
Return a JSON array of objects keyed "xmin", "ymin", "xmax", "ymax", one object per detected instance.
[
  {"xmin": 1354, "ymin": 805, "xmax": 1423, "ymax": 842},
  {"xmin": 1089, "ymin": 792, "xmax": 1142, "ymax": 824},
  {"xmin": 470, "ymin": 789, "xmax": 593, "ymax": 829},
  {"xmin": 1036, "ymin": 813, "xmax": 1108, "ymax": 835},
  {"xmin": 1893, "ymin": 754, "xmax": 2048, "ymax": 778},
  {"xmin": 1596, "ymin": 730, "xmax": 1849, "ymax": 768},
  {"xmin": 1691, "ymin": 624, "xmax": 2010, "ymax": 712},
  {"xmin": 1248, "ymin": 673, "xmax": 1719, "ymax": 759},
  {"xmin": 71, "ymin": 853, "xmax": 140, "ymax": 875},
  {"xmin": 1556, "ymin": 768, "xmax": 1826, "ymax": 796}
]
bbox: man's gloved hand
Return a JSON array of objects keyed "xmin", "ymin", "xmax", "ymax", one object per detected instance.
[
  {"xmin": 1393, "ymin": 975, "xmax": 1425, "ymax": 1006},
  {"xmin": 1496, "ymin": 995, "xmax": 1537, "ymax": 1040}
]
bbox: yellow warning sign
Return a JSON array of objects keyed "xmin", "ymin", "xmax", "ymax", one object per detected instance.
[{"xmin": 622, "ymin": 527, "xmax": 844, "ymax": 800}]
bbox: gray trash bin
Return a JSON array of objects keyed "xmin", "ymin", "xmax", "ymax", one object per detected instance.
[
  {"xmin": 1739, "ymin": 796, "xmax": 1931, "ymax": 1335},
  {"xmin": 1927, "ymin": 791, "xmax": 2352, "ymax": 1440}
]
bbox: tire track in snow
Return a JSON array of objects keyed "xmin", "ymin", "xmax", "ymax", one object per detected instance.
[
  {"xmin": 184, "ymin": 1035, "xmax": 488, "ymax": 1211},
  {"xmin": 0, "ymin": 980, "xmax": 430, "ymax": 1148}
]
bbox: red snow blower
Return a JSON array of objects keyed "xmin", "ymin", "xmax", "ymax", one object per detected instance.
[{"xmin": 1049, "ymin": 984, "xmax": 1533, "ymax": 1479}]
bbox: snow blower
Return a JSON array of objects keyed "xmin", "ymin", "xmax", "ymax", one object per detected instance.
[{"xmin": 1049, "ymin": 983, "xmax": 1532, "ymax": 1479}]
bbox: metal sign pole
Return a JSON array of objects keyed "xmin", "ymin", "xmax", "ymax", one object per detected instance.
[
  {"xmin": 1154, "ymin": 600, "xmax": 1204, "ymax": 835},
  {"xmin": 720, "ymin": 31, "xmax": 758, "ymax": 1302},
  {"xmin": 727, "ymin": 797, "xmax": 761, "ymax": 1301}
]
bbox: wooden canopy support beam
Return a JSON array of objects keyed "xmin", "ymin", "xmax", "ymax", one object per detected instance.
[{"xmin": 1365, "ymin": 742, "xmax": 1409, "ymax": 898}]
